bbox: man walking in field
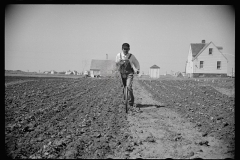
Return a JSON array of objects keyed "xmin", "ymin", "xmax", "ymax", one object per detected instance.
[{"xmin": 116, "ymin": 43, "xmax": 140, "ymax": 108}]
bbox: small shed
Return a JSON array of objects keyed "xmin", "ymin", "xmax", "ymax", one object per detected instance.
[{"xmin": 149, "ymin": 65, "xmax": 160, "ymax": 78}]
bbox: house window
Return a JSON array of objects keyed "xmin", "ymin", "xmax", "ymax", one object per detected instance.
[
  {"xmin": 209, "ymin": 48, "xmax": 213, "ymax": 55},
  {"xmin": 217, "ymin": 61, "xmax": 221, "ymax": 69},
  {"xmin": 200, "ymin": 61, "xmax": 204, "ymax": 68}
]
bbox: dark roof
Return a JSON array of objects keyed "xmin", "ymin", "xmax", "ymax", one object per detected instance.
[
  {"xmin": 176, "ymin": 72, "xmax": 183, "ymax": 77},
  {"xmin": 90, "ymin": 59, "xmax": 116, "ymax": 71},
  {"xmin": 150, "ymin": 65, "xmax": 160, "ymax": 69},
  {"xmin": 190, "ymin": 43, "xmax": 210, "ymax": 58}
]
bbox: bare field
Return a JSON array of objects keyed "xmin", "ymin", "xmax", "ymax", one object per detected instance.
[
  {"xmin": 138, "ymin": 78, "xmax": 235, "ymax": 158},
  {"xmin": 5, "ymin": 75, "xmax": 235, "ymax": 159}
]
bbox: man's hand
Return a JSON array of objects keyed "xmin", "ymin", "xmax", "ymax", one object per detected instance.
[{"xmin": 116, "ymin": 60, "xmax": 125, "ymax": 66}]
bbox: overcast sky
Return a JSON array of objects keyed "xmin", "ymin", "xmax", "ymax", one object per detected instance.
[{"xmin": 5, "ymin": 5, "xmax": 235, "ymax": 75}]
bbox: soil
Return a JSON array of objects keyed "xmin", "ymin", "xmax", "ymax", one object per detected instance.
[
  {"xmin": 5, "ymin": 76, "xmax": 130, "ymax": 159},
  {"xmin": 5, "ymin": 75, "xmax": 235, "ymax": 159},
  {"xmin": 125, "ymin": 80, "xmax": 234, "ymax": 159}
]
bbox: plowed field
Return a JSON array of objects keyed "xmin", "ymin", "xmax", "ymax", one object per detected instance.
[
  {"xmin": 137, "ymin": 79, "xmax": 235, "ymax": 158},
  {"xmin": 5, "ymin": 76, "xmax": 235, "ymax": 159},
  {"xmin": 5, "ymin": 76, "xmax": 130, "ymax": 159}
]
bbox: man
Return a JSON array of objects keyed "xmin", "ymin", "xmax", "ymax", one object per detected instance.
[{"xmin": 116, "ymin": 43, "xmax": 140, "ymax": 107}]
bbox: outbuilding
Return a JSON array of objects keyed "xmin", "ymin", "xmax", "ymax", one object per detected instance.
[{"xmin": 149, "ymin": 65, "xmax": 160, "ymax": 78}]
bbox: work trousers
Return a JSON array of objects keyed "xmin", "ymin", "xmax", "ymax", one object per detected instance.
[{"xmin": 121, "ymin": 73, "xmax": 134, "ymax": 105}]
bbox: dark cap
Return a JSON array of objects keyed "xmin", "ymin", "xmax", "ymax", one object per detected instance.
[{"xmin": 122, "ymin": 43, "xmax": 130, "ymax": 49}]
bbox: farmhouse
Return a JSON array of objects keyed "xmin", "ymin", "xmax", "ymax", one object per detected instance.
[
  {"xmin": 185, "ymin": 40, "xmax": 228, "ymax": 78},
  {"xmin": 90, "ymin": 59, "xmax": 116, "ymax": 77},
  {"xmin": 149, "ymin": 65, "xmax": 160, "ymax": 78}
]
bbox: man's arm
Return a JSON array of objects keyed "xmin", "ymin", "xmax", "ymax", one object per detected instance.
[
  {"xmin": 116, "ymin": 53, "xmax": 125, "ymax": 67},
  {"xmin": 131, "ymin": 55, "xmax": 140, "ymax": 73},
  {"xmin": 115, "ymin": 53, "xmax": 122, "ymax": 71},
  {"xmin": 116, "ymin": 53, "xmax": 121, "ymax": 63}
]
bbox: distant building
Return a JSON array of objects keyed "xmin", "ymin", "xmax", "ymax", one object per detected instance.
[
  {"xmin": 175, "ymin": 72, "xmax": 183, "ymax": 78},
  {"xmin": 72, "ymin": 70, "xmax": 78, "ymax": 75},
  {"xmin": 65, "ymin": 70, "xmax": 73, "ymax": 75},
  {"xmin": 186, "ymin": 40, "xmax": 228, "ymax": 78},
  {"xmin": 181, "ymin": 72, "xmax": 186, "ymax": 77},
  {"xmin": 51, "ymin": 70, "xmax": 57, "ymax": 74},
  {"xmin": 90, "ymin": 59, "xmax": 116, "ymax": 77},
  {"xmin": 149, "ymin": 65, "xmax": 160, "ymax": 78},
  {"xmin": 58, "ymin": 71, "xmax": 65, "ymax": 74},
  {"xmin": 44, "ymin": 71, "xmax": 50, "ymax": 74},
  {"xmin": 83, "ymin": 70, "xmax": 89, "ymax": 77}
]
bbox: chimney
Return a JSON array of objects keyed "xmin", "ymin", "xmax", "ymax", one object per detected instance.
[
  {"xmin": 202, "ymin": 40, "xmax": 205, "ymax": 43},
  {"xmin": 106, "ymin": 54, "xmax": 108, "ymax": 60}
]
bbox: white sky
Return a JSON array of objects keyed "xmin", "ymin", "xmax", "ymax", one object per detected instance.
[{"xmin": 5, "ymin": 5, "xmax": 235, "ymax": 75}]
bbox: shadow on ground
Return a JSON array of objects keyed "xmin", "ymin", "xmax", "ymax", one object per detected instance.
[{"xmin": 136, "ymin": 103, "xmax": 165, "ymax": 109}]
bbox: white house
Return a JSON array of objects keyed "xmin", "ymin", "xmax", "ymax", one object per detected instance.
[
  {"xmin": 65, "ymin": 70, "xmax": 73, "ymax": 75},
  {"xmin": 50, "ymin": 70, "xmax": 57, "ymax": 74},
  {"xmin": 186, "ymin": 40, "xmax": 228, "ymax": 78},
  {"xmin": 149, "ymin": 65, "xmax": 160, "ymax": 78}
]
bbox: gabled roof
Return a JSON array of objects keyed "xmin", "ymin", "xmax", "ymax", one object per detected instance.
[
  {"xmin": 150, "ymin": 65, "xmax": 160, "ymax": 69},
  {"xmin": 176, "ymin": 72, "xmax": 183, "ymax": 77},
  {"xmin": 191, "ymin": 42, "xmax": 228, "ymax": 61},
  {"xmin": 90, "ymin": 59, "xmax": 115, "ymax": 71},
  {"xmin": 191, "ymin": 42, "xmax": 210, "ymax": 58}
]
